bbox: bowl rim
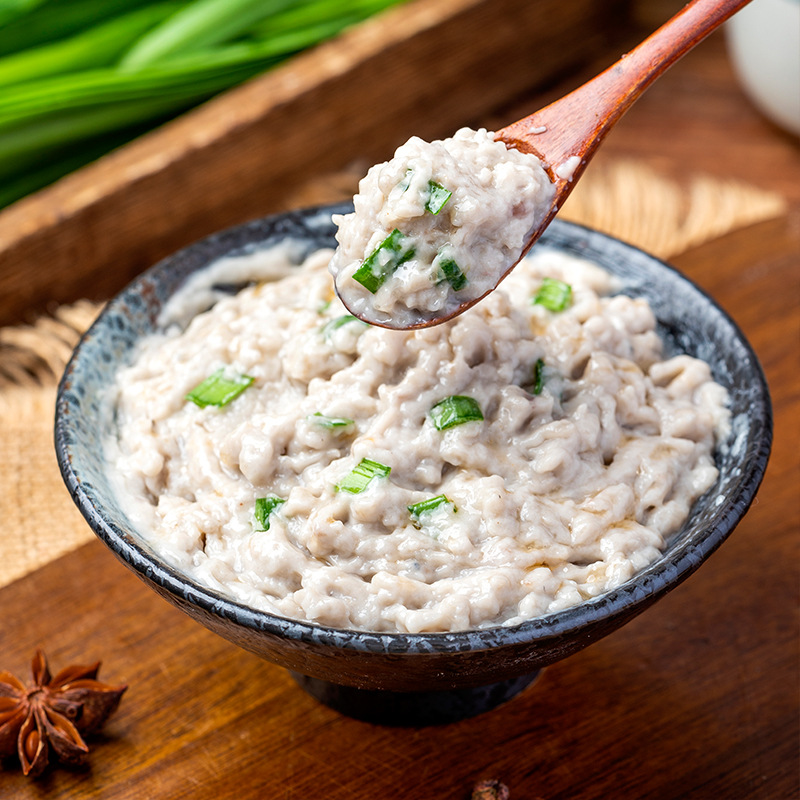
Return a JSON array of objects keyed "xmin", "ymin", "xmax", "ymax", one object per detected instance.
[{"xmin": 55, "ymin": 205, "xmax": 773, "ymax": 654}]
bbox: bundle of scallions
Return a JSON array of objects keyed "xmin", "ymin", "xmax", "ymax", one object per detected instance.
[{"xmin": 0, "ymin": 0, "xmax": 405, "ymax": 209}]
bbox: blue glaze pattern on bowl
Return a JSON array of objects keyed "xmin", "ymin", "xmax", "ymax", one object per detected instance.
[{"xmin": 55, "ymin": 204, "xmax": 772, "ymax": 702}]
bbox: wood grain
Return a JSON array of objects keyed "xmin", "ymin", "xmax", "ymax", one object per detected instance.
[
  {"xmin": 0, "ymin": 3, "xmax": 797, "ymax": 798},
  {"xmin": 0, "ymin": 0, "xmax": 630, "ymax": 328}
]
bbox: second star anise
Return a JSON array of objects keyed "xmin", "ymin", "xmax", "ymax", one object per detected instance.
[{"xmin": 0, "ymin": 649, "xmax": 126, "ymax": 778}]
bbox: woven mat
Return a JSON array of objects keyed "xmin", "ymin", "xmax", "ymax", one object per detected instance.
[{"xmin": 0, "ymin": 160, "xmax": 786, "ymax": 590}]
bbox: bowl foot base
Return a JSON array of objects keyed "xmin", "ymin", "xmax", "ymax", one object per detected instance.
[{"xmin": 289, "ymin": 670, "xmax": 541, "ymax": 726}]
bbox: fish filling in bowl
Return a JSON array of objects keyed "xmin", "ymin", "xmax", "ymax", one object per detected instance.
[{"xmin": 109, "ymin": 244, "xmax": 729, "ymax": 633}]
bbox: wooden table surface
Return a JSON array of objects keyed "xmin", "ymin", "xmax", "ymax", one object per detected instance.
[{"xmin": 1, "ymin": 6, "xmax": 797, "ymax": 799}]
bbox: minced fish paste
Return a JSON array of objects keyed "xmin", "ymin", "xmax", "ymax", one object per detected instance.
[
  {"xmin": 110, "ymin": 244, "xmax": 729, "ymax": 633},
  {"xmin": 329, "ymin": 128, "xmax": 554, "ymax": 327}
]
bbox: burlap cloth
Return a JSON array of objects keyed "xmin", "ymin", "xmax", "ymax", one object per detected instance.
[{"xmin": 0, "ymin": 160, "xmax": 786, "ymax": 590}]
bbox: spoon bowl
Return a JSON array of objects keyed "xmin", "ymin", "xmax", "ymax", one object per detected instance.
[{"xmin": 339, "ymin": 0, "xmax": 752, "ymax": 330}]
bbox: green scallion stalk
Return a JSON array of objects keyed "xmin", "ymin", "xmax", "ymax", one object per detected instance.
[
  {"xmin": 185, "ymin": 368, "xmax": 254, "ymax": 408},
  {"xmin": 0, "ymin": 0, "xmax": 408, "ymax": 208},
  {"xmin": 425, "ymin": 180, "xmax": 451, "ymax": 214},
  {"xmin": 249, "ymin": 0, "xmax": 403, "ymax": 38},
  {"xmin": 120, "ymin": 0, "xmax": 297, "ymax": 68},
  {"xmin": 246, "ymin": 10, "xmax": 365, "ymax": 50},
  {"xmin": 0, "ymin": 0, "xmax": 161, "ymax": 57},
  {"xmin": 254, "ymin": 495, "xmax": 285, "ymax": 531},
  {"xmin": 0, "ymin": 43, "xmax": 284, "ymax": 125},
  {"xmin": 0, "ymin": 44, "xmax": 292, "ymax": 178},
  {"xmin": 532, "ymin": 277, "xmax": 572, "ymax": 312},
  {"xmin": 429, "ymin": 396, "xmax": 484, "ymax": 430},
  {"xmin": 0, "ymin": 96, "xmax": 186, "ymax": 179},
  {"xmin": 0, "ymin": 8, "xmax": 408, "ymax": 131},
  {"xmin": 310, "ymin": 412, "xmax": 354, "ymax": 429},
  {"xmin": 242, "ymin": 0, "xmax": 407, "ymax": 66},
  {"xmin": 0, "ymin": 4, "xmax": 180, "ymax": 88},
  {"xmin": 336, "ymin": 458, "xmax": 391, "ymax": 494},
  {"xmin": 407, "ymin": 494, "xmax": 455, "ymax": 518},
  {"xmin": 0, "ymin": 0, "xmax": 46, "ymax": 29},
  {"xmin": 352, "ymin": 228, "xmax": 415, "ymax": 293}
]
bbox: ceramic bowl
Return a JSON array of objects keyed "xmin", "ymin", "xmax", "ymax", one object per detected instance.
[
  {"xmin": 726, "ymin": 0, "xmax": 800, "ymax": 136},
  {"xmin": 55, "ymin": 204, "xmax": 771, "ymax": 725}
]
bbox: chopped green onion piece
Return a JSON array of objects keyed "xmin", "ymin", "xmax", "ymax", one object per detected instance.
[
  {"xmin": 437, "ymin": 256, "xmax": 467, "ymax": 291},
  {"xmin": 336, "ymin": 458, "xmax": 391, "ymax": 494},
  {"xmin": 352, "ymin": 229, "xmax": 415, "ymax": 293},
  {"xmin": 408, "ymin": 494, "xmax": 455, "ymax": 518},
  {"xmin": 317, "ymin": 299, "xmax": 332, "ymax": 314},
  {"xmin": 429, "ymin": 396, "xmax": 484, "ymax": 430},
  {"xmin": 532, "ymin": 358, "xmax": 545, "ymax": 395},
  {"xmin": 254, "ymin": 495, "xmax": 285, "ymax": 531},
  {"xmin": 533, "ymin": 277, "xmax": 572, "ymax": 311},
  {"xmin": 310, "ymin": 412, "xmax": 354, "ymax": 429},
  {"xmin": 186, "ymin": 369, "xmax": 254, "ymax": 408},
  {"xmin": 425, "ymin": 180, "xmax": 451, "ymax": 214},
  {"xmin": 320, "ymin": 314, "xmax": 363, "ymax": 342},
  {"xmin": 398, "ymin": 167, "xmax": 413, "ymax": 192}
]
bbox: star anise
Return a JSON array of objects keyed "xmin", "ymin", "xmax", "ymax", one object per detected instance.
[{"xmin": 0, "ymin": 649, "xmax": 126, "ymax": 778}]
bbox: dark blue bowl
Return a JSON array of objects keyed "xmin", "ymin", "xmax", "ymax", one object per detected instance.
[{"xmin": 55, "ymin": 204, "xmax": 771, "ymax": 725}]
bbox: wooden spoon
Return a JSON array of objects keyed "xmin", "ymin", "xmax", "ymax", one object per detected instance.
[{"xmin": 346, "ymin": 0, "xmax": 752, "ymax": 329}]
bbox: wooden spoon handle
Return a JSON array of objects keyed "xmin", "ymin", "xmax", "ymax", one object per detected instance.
[{"xmin": 498, "ymin": 0, "xmax": 752, "ymax": 173}]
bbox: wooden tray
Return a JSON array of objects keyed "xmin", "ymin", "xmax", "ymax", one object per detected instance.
[{"xmin": 0, "ymin": 0, "xmax": 630, "ymax": 327}]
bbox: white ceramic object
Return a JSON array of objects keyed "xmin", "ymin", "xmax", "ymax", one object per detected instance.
[{"xmin": 726, "ymin": 0, "xmax": 800, "ymax": 135}]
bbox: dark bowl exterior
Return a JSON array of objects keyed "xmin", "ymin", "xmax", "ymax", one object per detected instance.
[{"xmin": 55, "ymin": 205, "xmax": 772, "ymax": 692}]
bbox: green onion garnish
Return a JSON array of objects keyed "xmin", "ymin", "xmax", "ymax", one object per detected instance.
[
  {"xmin": 310, "ymin": 412, "xmax": 354, "ymax": 429},
  {"xmin": 532, "ymin": 358, "xmax": 545, "ymax": 395},
  {"xmin": 408, "ymin": 494, "xmax": 455, "ymax": 518},
  {"xmin": 429, "ymin": 396, "xmax": 484, "ymax": 430},
  {"xmin": 425, "ymin": 180, "xmax": 451, "ymax": 214},
  {"xmin": 351, "ymin": 229, "xmax": 415, "ymax": 293},
  {"xmin": 185, "ymin": 368, "xmax": 254, "ymax": 408},
  {"xmin": 320, "ymin": 314, "xmax": 364, "ymax": 342},
  {"xmin": 437, "ymin": 256, "xmax": 467, "ymax": 291},
  {"xmin": 533, "ymin": 277, "xmax": 572, "ymax": 311},
  {"xmin": 398, "ymin": 167, "xmax": 413, "ymax": 192},
  {"xmin": 335, "ymin": 458, "xmax": 391, "ymax": 494},
  {"xmin": 254, "ymin": 495, "xmax": 285, "ymax": 531}
]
